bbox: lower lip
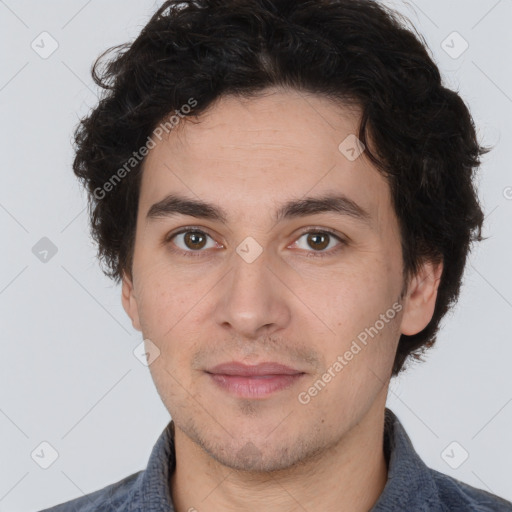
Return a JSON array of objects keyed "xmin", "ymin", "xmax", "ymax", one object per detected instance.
[{"xmin": 207, "ymin": 373, "xmax": 305, "ymax": 399}]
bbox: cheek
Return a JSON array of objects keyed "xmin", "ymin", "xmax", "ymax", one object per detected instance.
[
  {"xmin": 134, "ymin": 246, "xmax": 190, "ymax": 315},
  {"xmin": 134, "ymin": 262, "xmax": 209, "ymax": 366},
  {"xmin": 139, "ymin": 278, "xmax": 201, "ymax": 401},
  {"xmin": 313, "ymin": 260, "xmax": 400, "ymax": 336},
  {"xmin": 296, "ymin": 250, "xmax": 402, "ymax": 386}
]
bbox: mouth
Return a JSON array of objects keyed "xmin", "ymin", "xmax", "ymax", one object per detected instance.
[{"xmin": 205, "ymin": 362, "xmax": 306, "ymax": 399}]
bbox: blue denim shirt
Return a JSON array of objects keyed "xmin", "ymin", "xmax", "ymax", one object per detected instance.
[{"xmin": 39, "ymin": 408, "xmax": 512, "ymax": 511}]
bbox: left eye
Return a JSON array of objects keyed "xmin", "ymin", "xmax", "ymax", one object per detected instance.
[{"xmin": 291, "ymin": 231, "xmax": 343, "ymax": 255}]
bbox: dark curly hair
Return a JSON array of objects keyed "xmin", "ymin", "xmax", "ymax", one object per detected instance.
[{"xmin": 72, "ymin": 0, "xmax": 487, "ymax": 375}]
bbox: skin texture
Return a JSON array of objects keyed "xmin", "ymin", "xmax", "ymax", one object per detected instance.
[{"xmin": 122, "ymin": 87, "xmax": 442, "ymax": 512}]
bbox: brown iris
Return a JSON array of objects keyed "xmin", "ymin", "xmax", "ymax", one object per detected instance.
[
  {"xmin": 184, "ymin": 231, "xmax": 207, "ymax": 250},
  {"xmin": 306, "ymin": 232, "xmax": 330, "ymax": 251}
]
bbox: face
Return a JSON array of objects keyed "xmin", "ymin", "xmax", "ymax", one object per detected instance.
[{"xmin": 122, "ymin": 87, "xmax": 439, "ymax": 472}]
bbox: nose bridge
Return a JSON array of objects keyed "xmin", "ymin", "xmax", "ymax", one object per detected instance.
[
  {"xmin": 213, "ymin": 240, "xmax": 291, "ymax": 337},
  {"xmin": 232, "ymin": 240, "xmax": 270, "ymax": 289},
  {"xmin": 229, "ymin": 242, "xmax": 274, "ymax": 310}
]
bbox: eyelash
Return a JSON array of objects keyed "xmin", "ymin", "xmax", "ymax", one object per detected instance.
[{"xmin": 164, "ymin": 226, "xmax": 347, "ymax": 259}]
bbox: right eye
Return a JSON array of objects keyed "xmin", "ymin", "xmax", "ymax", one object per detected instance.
[{"xmin": 165, "ymin": 228, "xmax": 222, "ymax": 257}]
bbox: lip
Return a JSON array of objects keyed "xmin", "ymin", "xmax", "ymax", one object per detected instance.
[
  {"xmin": 205, "ymin": 362, "xmax": 306, "ymax": 399},
  {"xmin": 207, "ymin": 362, "xmax": 303, "ymax": 376}
]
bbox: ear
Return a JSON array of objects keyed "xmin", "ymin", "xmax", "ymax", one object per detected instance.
[
  {"xmin": 400, "ymin": 259, "xmax": 443, "ymax": 336},
  {"xmin": 121, "ymin": 271, "xmax": 142, "ymax": 332}
]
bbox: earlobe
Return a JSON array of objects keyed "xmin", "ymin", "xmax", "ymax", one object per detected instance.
[
  {"xmin": 121, "ymin": 272, "xmax": 142, "ymax": 332},
  {"xmin": 400, "ymin": 259, "xmax": 443, "ymax": 336}
]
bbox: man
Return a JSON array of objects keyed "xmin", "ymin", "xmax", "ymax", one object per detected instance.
[{"xmin": 40, "ymin": 0, "xmax": 512, "ymax": 510}]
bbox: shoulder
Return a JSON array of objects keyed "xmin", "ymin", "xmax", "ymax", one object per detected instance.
[
  {"xmin": 429, "ymin": 468, "xmax": 512, "ymax": 511},
  {"xmin": 37, "ymin": 470, "xmax": 143, "ymax": 512}
]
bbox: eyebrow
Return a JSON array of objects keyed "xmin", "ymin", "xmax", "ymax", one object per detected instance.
[{"xmin": 146, "ymin": 193, "xmax": 371, "ymax": 226}]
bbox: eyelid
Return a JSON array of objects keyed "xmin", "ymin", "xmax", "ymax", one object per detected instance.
[
  {"xmin": 164, "ymin": 225, "xmax": 222, "ymax": 244},
  {"xmin": 292, "ymin": 226, "xmax": 346, "ymax": 241}
]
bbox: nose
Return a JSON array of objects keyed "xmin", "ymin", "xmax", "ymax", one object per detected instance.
[{"xmin": 213, "ymin": 246, "xmax": 292, "ymax": 340}]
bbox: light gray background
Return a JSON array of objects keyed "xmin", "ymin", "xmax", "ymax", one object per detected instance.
[{"xmin": 1, "ymin": 1, "xmax": 511, "ymax": 510}]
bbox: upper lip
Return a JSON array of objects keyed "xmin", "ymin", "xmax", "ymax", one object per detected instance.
[{"xmin": 206, "ymin": 362, "xmax": 304, "ymax": 376}]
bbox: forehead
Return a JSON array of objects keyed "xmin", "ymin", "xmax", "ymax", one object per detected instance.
[
  {"xmin": 153, "ymin": 88, "xmax": 362, "ymax": 169},
  {"xmin": 139, "ymin": 88, "xmax": 391, "ymax": 226}
]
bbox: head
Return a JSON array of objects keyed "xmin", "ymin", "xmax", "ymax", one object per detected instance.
[{"xmin": 74, "ymin": 0, "xmax": 486, "ymax": 471}]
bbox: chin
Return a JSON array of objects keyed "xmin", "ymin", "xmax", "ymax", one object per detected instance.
[{"xmin": 190, "ymin": 421, "xmax": 329, "ymax": 473}]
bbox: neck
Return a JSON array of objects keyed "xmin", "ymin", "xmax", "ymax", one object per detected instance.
[{"xmin": 170, "ymin": 399, "xmax": 389, "ymax": 512}]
